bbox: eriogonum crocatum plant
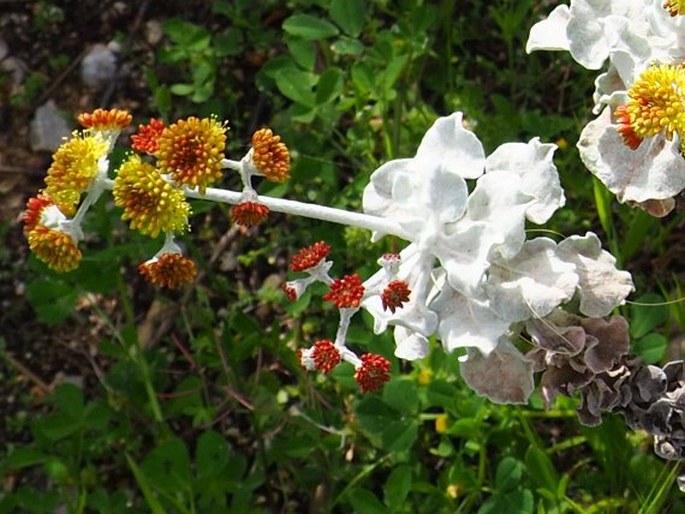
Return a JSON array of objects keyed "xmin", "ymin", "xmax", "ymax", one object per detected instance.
[
  {"xmin": 26, "ymin": 106, "xmax": 685, "ymax": 478},
  {"xmin": 527, "ymin": 0, "xmax": 685, "ymax": 216}
]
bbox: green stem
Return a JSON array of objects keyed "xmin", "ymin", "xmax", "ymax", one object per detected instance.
[{"xmin": 136, "ymin": 350, "xmax": 164, "ymax": 423}]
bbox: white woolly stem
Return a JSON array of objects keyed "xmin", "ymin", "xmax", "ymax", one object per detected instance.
[
  {"xmin": 184, "ymin": 185, "xmax": 410, "ymax": 238},
  {"xmin": 100, "ymin": 177, "xmax": 409, "ymax": 239}
]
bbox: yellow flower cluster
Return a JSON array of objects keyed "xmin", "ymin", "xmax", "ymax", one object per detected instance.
[
  {"xmin": 113, "ymin": 155, "xmax": 190, "ymax": 238},
  {"xmin": 25, "ymin": 108, "xmax": 293, "ymax": 288},
  {"xmin": 23, "ymin": 194, "xmax": 81, "ymax": 272},
  {"xmin": 44, "ymin": 132, "xmax": 109, "ymax": 216},
  {"xmin": 618, "ymin": 64, "xmax": 685, "ymax": 149}
]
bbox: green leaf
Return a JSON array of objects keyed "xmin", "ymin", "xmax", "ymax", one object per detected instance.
[
  {"xmin": 632, "ymin": 333, "xmax": 668, "ymax": 364},
  {"xmin": 33, "ymin": 384, "xmax": 86, "ymax": 442},
  {"xmin": 382, "ymin": 419, "xmax": 419, "ymax": 453},
  {"xmin": 630, "ymin": 293, "xmax": 669, "ymax": 339},
  {"xmin": 287, "ymin": 37, "xmax": 316, "ymax": 71},
  {"xmin": 355, "ymin": 396, "xmax": 398, "ymax": 433},
  {"xmin": 329, "ymin": 0, "xmax": 366, "ymax": 37},
  {"xmin": 495, "ymin": 457, "xmax": 525, "ymax": 492},
  {"xmin": 382, "ymin": 379, "xmax": 419, "ymax": 414},
  {"xmin": 213, "ymin": 30, "xmax": 243, "ymax": 57},
  {"xmin": 142, "ymin": 438, "xmax": 193, "ymax": 495},
  {"xmin": 170, "ymin": 83, "xmax": 196, "ymax": 96},
  {"xmin": 479, "ymin": 489, "xmax": 534, "ymax": 514},
  {"xmin": 384, "ymin": 465, "xmax": 412, "ymax": 512},
  {"xmin": 26, "ymin": 278, "xmax": 78, "ymax": 325},
  {"xmin": 126, "ymin": 454, "xmax": 168, "ymax": 514},
  {"xmin": 0, "ymin": 447, "xmax": 48, "ymax": 473},
  {"xmin": 282, "ymin": 14, "xmax": 339, "ymax": 41},
  {"xmin": 331, "ymin": 37, "xmax": 364, "ymax": 56},
  {"xmin": 163, "ymin": 19, "xmax": 211, "ymax": 51},
  {"xmin": 351, "ymin": 61, "xmax": 374, "ymax": 94},
  {"xmin": 71, "ymin": 253, "xmax": 120, "ymax": 294},
  {"xmin": 425, "ymin": 380, "xmax": 459, "ymax": 411},
  {"xmin": 315, "ymin": 67, "xmax": 344, "ymax": 105},
  {"xmin": 274, "ymin": 67, "xmax": 317, "ymax": 107},
  {"xmin": 524, "ymin": 446, "xmax": 559, "ymax": 495},
  {"xmin": 195, "ymin": 431, "xmax": 230, "ymax": 479},
  {"xmin": 347, "ymin": 488, "xmax": 386, "ymax": 514}
]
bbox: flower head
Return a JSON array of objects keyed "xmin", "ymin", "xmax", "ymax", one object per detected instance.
[
  {"xmin": 78, "ymin": 108, "xmax": 132, "ymax": 132},
  {"xmin": 378, "ymin": 252, "xmax": 401, "ymax": 275},
  {"xmin": 113, "ymin": 154, "xmax": 190, "ymax": 237},
  {"xmin": 44, "ymin": 132, "xmax": 109, "ymax": 215},
  {"xmin": 139, "ymin": 252, "xmax": 197, "ymax": 288},
  {"xmin": 664, "ymin": 0, "xmax": 685, "ymax": 16},
  {"xmin": 131, "ymin": 118, "xmax": 165, "ymax": 154},
  {"xmin": 290, "ymin": 241, "xmax": 331, "ymax": 272},
  {"xmin": 616, "ymin": 63, "xmax": 685, "ymax": 148},
  {"xmin": 250, "ymin": 128, "xmax": 290, "ymax": 182},
  {"xmin": 156, "ymin": 116, "xmax": 227, "ymax": 193},
  {"xmin": 298, "ymin": 340, "xmax": 342, "ymax": 374},
  {"xmin": 22, "ymin": 193, "xmax": 55, "ymax": 234},
  {"xmin": 354, "ymin": 353, "xmax": 391, "ymax": 393},
  {"xmin": 230, "ymin": 200, "xmax": 269, "ymax": 227},
  {"xmin": 282, "ymin": 281, "xmax": 304, "ymax": 302},
  {"xmin": 324, "ymin": 273, "xmax": 364, "ymax": 308},
  {"xmin": 381, "ymin": 279, "xmax": 411, "ymax": 314},
  {"xmin": 28, "ymin": 225, "xmax": 82, "ymax": 272}
]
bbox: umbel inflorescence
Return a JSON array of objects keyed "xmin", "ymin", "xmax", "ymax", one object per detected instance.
[{"xmin": 22, "ymin": 107, "xmax": 685, "ymax": 475}]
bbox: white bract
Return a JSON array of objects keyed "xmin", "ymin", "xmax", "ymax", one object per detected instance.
[
  {"xmin": 359, "ymin": 112, "xmax": 633, "ymax": 403},
  {"xmin": 527, "ymin": 0, "xmax": 685, "ymax": 214}
]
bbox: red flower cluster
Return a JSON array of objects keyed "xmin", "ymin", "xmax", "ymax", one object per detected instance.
[
  {"xmin": 381, "ymin": 279, "xmax": 411, "ymax": 313},
  {"xmin": 354, "ymin": 353, "xmax": 391, "ymax": 393},
  {"xmin": 324, "ymin": 273, "xmax": 365, "ymax": 308},
  {"xmin": 290, "ymin": 241, "xmax": 331, "ymax": 272}
]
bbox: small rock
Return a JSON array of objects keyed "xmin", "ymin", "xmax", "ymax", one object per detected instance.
[
  {"xmin": 29, "ymin": 100, "xmax": 71, "ymax": 152},
  {"xmin": 1, "ymin": 56, "xmax": 27, "ymax": 85},
  {"xmin": 81, "ymin": 43, "xmax": 118, "ymax": 88},
  {"xmin": 145, "ymin": 20, "xmax": 163, "ymax": 46}
]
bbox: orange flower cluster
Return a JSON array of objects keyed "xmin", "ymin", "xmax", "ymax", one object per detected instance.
[
  {"xmin": 250, "ymin": 128, "xmax": 291, "ymax": 182},
  {"xmin": 138, "ymin": 253, "xmax": 198, "ymax": 289}
]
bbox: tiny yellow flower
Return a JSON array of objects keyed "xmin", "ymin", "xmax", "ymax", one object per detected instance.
[
  {"xmin": 139, "ymin": 252, "xmax": 197, "ymax": 288},
  {"xmin": 28, "ymin": 225, "xmax": 82, "ymax": 272},
  {"xmin": 617, "ymin": 63, "xmax": 685, "ymax": 149},
  {"xmin": 446, "ymin": 484, "xmax": 461, "ymax": 500},
  {"xmin": 554, "ymin": 137, "xmax": 568, "ymax": 151},
  {"xmin": 251, "ymin": 128, "xmax": 290, "ymax": 182},
  {"xmin": 417, "ymin": 368, "xmax": 432, "ymax": 386},
  {"xmin": 156, "ymin": 116, "xmax": 227, "ymax": 194},
  {"xmin": 44, "ymin": 132, "xmax": 109, "ymax": 216},
  {"xmin": 435, "ymin": 413, "xmax": 449, "ymax": 434},
  {"xmin": 113, "ymin": 154, "xmax": 190, "ymax": 238}
]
